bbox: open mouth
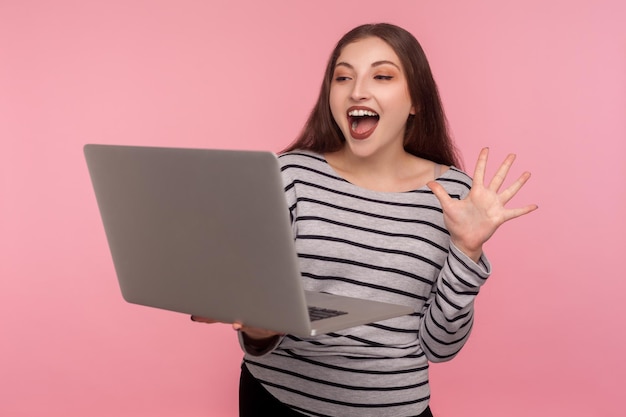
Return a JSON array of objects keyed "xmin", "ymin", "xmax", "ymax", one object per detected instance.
[{"xmin": 348, "ymin": 109, "xmax": 379, "ymax": 139}]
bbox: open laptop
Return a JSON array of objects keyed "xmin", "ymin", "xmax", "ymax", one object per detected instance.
[{"xmin": 84, "ymin": 144, "xmax": 414, "ymax": 337}]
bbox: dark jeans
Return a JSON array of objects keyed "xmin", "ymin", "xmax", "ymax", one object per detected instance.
[{"xmin": 239, "ymin": 363, "xmax": 434, "ymax": 417}]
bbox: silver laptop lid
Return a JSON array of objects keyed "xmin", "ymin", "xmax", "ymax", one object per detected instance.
[{"xmin": 84, "ymin": 144, "xmax": 314, "ymax": 335}]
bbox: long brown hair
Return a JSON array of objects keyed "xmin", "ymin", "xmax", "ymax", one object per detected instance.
[{"xmin": 282, "ymin": 23, "xmax": 462, "ymax": 168}]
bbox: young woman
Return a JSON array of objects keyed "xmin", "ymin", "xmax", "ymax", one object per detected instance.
[{"xmin": 193, "ymin": 23, "xmax": 537, "ymax": 417}]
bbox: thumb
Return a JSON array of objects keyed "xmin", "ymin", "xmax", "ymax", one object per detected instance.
[{"xmin": 427, "ymin": 181, "xmax": 449, "ymax": 206}]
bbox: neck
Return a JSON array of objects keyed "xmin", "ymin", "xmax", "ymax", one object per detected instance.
[
  {"xmin": 325, "ymin": 145, "xmax": 431, "ymax": 192},
  {"xmin": 336, "ymin": 145, "xmax": 410, "ymax": 177}
]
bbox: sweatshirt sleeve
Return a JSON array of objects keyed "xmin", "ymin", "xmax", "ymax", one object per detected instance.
[
  {"xmin": 238, "ymin": 333, "xmax": 286, "ymax": 357},
  {"xmin": 419, "ymin": 241, "xmax": 491, "ymax": 362}
]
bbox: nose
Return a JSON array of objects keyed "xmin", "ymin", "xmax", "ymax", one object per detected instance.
[{"xmin": 350, "ymin": 77, "xmax": 371, "ymax": 101}]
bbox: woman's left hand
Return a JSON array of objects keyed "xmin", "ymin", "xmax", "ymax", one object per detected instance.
[{"xmin": 427, "ymin": 147, "xmax": 538, "ymax": 262}]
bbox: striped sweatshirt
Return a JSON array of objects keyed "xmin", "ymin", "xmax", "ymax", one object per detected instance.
[{"xmin": 241, "ymin": 150, "xmax": 491, "ymax": 417}]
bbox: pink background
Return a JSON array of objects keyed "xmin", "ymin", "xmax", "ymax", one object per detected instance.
[{"xmin": 1, "ymin": 0, "xmax": 624, "ymax": 416}]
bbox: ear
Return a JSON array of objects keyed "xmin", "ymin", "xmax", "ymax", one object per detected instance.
[{"xmin": 410, "ymin": 105, "xmax": 417, "ymax": 115}]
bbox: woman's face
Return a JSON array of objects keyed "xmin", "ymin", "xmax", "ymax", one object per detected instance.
[{"xmin": 329, "ymin": 36, "xmax": 414, "ymax": 159}]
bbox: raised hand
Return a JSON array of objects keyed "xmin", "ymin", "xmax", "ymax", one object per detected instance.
[{"xmin": 427, "ymin": 147, "xmax": 538, "ymax": 262}]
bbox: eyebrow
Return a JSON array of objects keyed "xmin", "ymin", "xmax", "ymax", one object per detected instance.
[{"xmin": 335, "ymin": 60, "xmax": 401, "ymax": 70}]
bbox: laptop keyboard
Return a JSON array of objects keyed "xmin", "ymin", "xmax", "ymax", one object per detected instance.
[{"xmin": 308, "ymin": 306, "xmax": 348, "ymax": 321}]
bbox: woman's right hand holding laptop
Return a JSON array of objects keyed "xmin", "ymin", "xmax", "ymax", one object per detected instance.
[{"xmin": 190, "ymin": 316, "xmax": 283, "ymax": 352}]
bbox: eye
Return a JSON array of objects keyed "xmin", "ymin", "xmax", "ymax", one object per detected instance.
[
  {"xmin": 374, "ymin": 75, "xmax": 394, "ymax": 81},
  {"xmin": 334, "ymin": 75, "xmax": 352, "ymax": 82}
]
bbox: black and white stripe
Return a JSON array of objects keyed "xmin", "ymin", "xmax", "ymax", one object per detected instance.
[{"xmin": 242, "ymin": 151, "xmax": 491, "ymax": 417}]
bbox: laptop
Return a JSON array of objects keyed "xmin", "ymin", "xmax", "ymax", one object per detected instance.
[{"xmin": 84, "ymin": 144, "xmax": 414, "ymax": 337}]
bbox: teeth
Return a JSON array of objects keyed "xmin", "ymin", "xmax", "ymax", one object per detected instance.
[
  {"xmin": 348, "ymin": 109, "xmax": 378, "ymax": 117},
  {"xmin": 352, "ymin": 120, "xmax": 358, "ymax": 130}
]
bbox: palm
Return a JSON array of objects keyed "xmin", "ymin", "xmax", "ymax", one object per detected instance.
[{"xmin": 428, "ymin": 148, "xmax": 538, "ymax": 261}]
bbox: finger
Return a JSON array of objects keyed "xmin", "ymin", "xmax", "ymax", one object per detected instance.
[
  {"xmin": 472, "ymin": 148, "xmax": 490, "ymax": 186},
  {"xmin": 427, "ymin": 181, "xmax": 451, "ymax": 208},
  {"xmin": 232, "ymin": 322, "xmax": 266, "ymax": 335},
  {"xmin": 489, "ymin": 153, "xmax": 516, "ymax": 192},
  {"xmin": 502, "ymin": 203, "xmax": 539, "ymax": 222},
  {"xmin": 190, "ymin": 315, "xmax": 219, "ymax": 324},
  {"xmin": 498, "ymin": 171, "xmax": 532, "ymax": 205}
]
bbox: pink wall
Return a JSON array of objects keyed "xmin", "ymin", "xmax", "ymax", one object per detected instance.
[{"xmin": 1, "ymin": 0, "xmax": 624, "ymax": 416}]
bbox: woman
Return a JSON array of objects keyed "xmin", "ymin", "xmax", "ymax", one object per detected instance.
[{"xmin": 193, "ymin": 23, "xmax": 537, "ymax": 417}]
